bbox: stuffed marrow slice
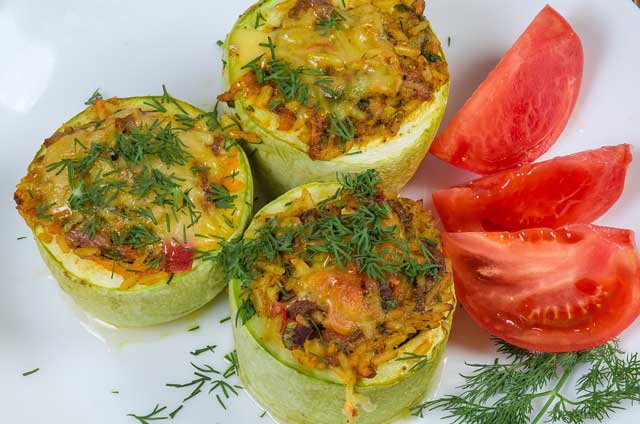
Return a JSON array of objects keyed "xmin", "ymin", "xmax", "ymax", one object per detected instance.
[
  {"xmin": 226, "ymin": 170, "xmax": 455, "ymax": 423},
  {"xmin": 221, "ymin": 0, "xmax": 450, "ymax": 196},
  {"xmin": 14, "ymin": 91, "xmax": 253, "ymax": 327}
]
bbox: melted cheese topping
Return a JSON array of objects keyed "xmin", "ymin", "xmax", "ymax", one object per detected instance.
[
  {"xmin": 294, "ymin": 268, "xmax": 385, "ymax": 336},
  {"xmin": 225, "ymin": 0, "xmax": 449, "ymax": 160},
  {"xmin": 247, "ymin": 183, "xmax": 453, "ymax": 419},
  {"xmin": 15, "ymin": 98, "xmax": 249, "ymax": 288}
]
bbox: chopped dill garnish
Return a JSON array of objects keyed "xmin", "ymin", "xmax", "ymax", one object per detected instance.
[
  {"xmin": 73, "ymin": 137, "xmax": 87, "ymax": 152},
  {"xmin": 219, "ymin": 316, "xmax": 231, "ymax": 324},
  {"xmin": 424, "ymin": 52, "xmax": 442, "ymax": 63},
  {"xmin": 128, "ymin": 344, "xmax": 243, "ymax": 422},
  {"xmin": 259, "ymin": 36, "xmax": 277, "ymax": 60},
  {"xmin": 17, "ymin": 236, "xmax": 27, "ymax": 240},
  {"xmin": 191, "ymin": 165, "xmax": 210, "ymax": 173},
  {"xmin": 210, "ymin": 169, "xmax": 442, "ymax": 324},
  {"xmin": 315, "ymin": 9, "xmax": 345, "ymax": 35},
  {"xmin": 35, "ymin": 202, "xmax": 56, "ymax": 221},
  {"xmin": 314, "ymin": 78, "xmax": 342, "ymax": 99},
  {"xmin": 411, "ymin": 338, "xmax": 640, "ymax": 424},
  {"xmin": 254, "ymin": 11, "xmax": 265, "ymax": 29},
  {"xmin": 168, "ymin": 405, "xmax": 182, "ymax": 419},
  {"xmin": 22, "ymin": 368, "xmax": 40, "ymax": 377},
  {"xmin": 216, "ymin": 394, "xmax": 227, "ymax": 410},
  {"xmin": 187, "ymin": 325, "xmax": 200, "ymax": 332},
  {"xmin": 206, "ymin": 182, "xmax": 237, "ymax": 209},
  {"xmin": 328, "ymin": 113, "xmax": 355, "ymax": 145},
  {"xmin": 142, "ymin": 97, "xmax": 166, "ymax": 113},
  {"xmin": 113, "ymin": 225, "xmax": 160, "ymax": 249},
  {"xmin": 84, "ymin": 88, "xmax": 103, "ymax": 105},
  {"xmin": 190, "ymin": 345, "xmax": 217, "ymax": 356},
  {"xmin": 127, "ymin": 404, "xmax": 168, "ymax": 424},
  {"xmin": 397, "ymin": 352, "xmax": 429, "ymax": 371},
  {"xmin": 241, "ymin": 39, "xmax": 330, "ymax": 107},
  {"xmin": 223, "ymin": 351, "xmax": 239, "ymax": 378}
]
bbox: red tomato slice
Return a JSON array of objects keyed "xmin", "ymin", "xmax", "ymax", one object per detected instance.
[
  {"xmin": 444, "ymin": 224, "xmax": 640, "ymax": 352},
  {"xmin": 163, "ymin": 240, "xmax": 194, "ymax": 273},
  {"xmin": 431, "ymin": 5, "xmax": 583, "ymax": 174},
  {"xmin": 433, "ymin": 145, "xmax": 632, "ymax": 232}
]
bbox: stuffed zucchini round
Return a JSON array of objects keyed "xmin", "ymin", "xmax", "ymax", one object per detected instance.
[
  {"xmin": 221, "ymin": 0, "xmax": 450, "ymax": 196},
  {"xmin": 226, "ymin": 170, "xmax": 455, "ymax": 423},
  {"xmin": 15, "ymin": 93, "xmax": 253, "ymax": 327}
]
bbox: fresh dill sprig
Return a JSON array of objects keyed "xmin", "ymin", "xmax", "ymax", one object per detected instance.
[{"xmin": 411, "ymin": 338, "xmax": 640, "ymax": 424}]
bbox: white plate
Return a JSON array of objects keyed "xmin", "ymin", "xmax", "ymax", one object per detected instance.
[{"xmin": 1, "ymin": 0, "xmax": 639, "ymax": 423}]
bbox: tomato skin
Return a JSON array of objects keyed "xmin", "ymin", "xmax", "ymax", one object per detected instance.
[
  {"xmin": 444, "ymin": 225, "xmax": 640, "ymax": 352},
  {"xmin": 433, "ymin": 145, "xmax": 632, "ymax": 232},
  {"xmin": 163, "ymin": 241, "xmax": 194, "ymax": 273},
  {"xmin": 431, "ymin": 5, "xmax": 583, "ymax": 174}
]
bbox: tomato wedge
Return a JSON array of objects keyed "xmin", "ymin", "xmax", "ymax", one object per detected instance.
[
  {"xmin": 444, "ymin": 225, "xmax": 640, "ymax": 352},
  {"xmin": 433, "ymin": 145, "xmax": 632, "ymax": 232},
  {"xmin": 431, "ymin": 5, "xmax": 583, "ymax": 174}
]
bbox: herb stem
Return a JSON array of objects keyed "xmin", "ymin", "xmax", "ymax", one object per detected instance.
[{"xmin": 531, "ymin": 364, "xmax": 575, "ymax": 424}]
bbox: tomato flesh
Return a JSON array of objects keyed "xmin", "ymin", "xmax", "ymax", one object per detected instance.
[
  {"xmin": 444, "ymin": 224, "xmax": 640, "ymax": 352},
  {"xmin": 163, "ymin": 240, "xmax": 194, "ymax": 273},
  {"xmin": 431, "ymin": 5, "xmax": 583, "ymax": 174},
  {"xmin": 433, "ymin": 145, "xmax": 632, "ymax": 232}
]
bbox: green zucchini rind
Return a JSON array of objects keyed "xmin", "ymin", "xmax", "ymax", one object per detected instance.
[
  {"xmin": 16, "ymin": 96, "xmax": 253, "ymax": 327},
  {"xmin": 229, "ymin": 181, "xmax": 455, "ymax": 423},
  {"xmin": 223, "ymin": 0, "xmax": 450, "ymax": 197}
]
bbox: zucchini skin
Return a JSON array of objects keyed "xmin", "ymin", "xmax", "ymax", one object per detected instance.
[
  {"xmin": 224, "ymin": 0, "xmax": 450, "ymax": 197},
  {"xmin": 229, "ymin": 182, "xmax": 455, "ymax": 423},
  {"xmin": 27, "ymin": 97, "xmax": 253, "ymax": 327},
  {"xmin": 38, "ymin": 239, "xmax": 226, "ymax": 327}
]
